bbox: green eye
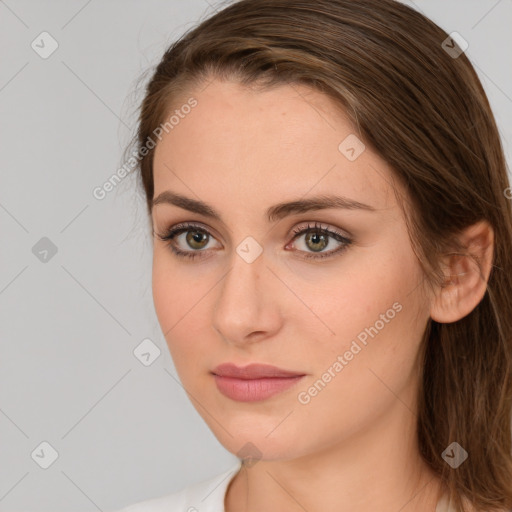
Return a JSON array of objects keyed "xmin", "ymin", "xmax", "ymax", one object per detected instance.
[{"xmin": 156, "ymin": 221, "xmax": 353, "ymax": 261}]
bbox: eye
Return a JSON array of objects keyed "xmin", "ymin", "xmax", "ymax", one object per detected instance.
[
  {"xmin": 287, "ymin": 221, "xmax": 352, "ymax": 260},
  {"xmin": 154, "ymin": 222, "xmax": 220, "ymax": 261},
  {"xmin": 154, "ymin": 221, "xmax": 353, "ymax": 261}
]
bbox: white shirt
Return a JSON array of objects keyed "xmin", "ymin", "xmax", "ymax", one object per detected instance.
[
  {"xmin": 115, "ymin": 460, "xmax": 242, "ymax": 512},
  {"xmin": 114, "ymin": 458, "xmax": 455, "ymax": 512}
]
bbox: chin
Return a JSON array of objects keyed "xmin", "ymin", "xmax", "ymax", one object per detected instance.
[{"xmin": 208, "ymin": 422, "xmax": 309, "ymax": 463}]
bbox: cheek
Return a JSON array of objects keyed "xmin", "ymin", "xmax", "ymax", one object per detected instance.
[
  {"xmin": 303, "ymin": 247, "xmax": 426, "ymax": 399},
  {"xmin": 152, "ymin": 254, "xmax": 177, "ymax": 332},
  {"xmin": 297, "ymin": 239, "xmax": 426, "ymax": 375},
  {"xmin": 152, "ymin": 250, "xmax": 205, "ymax": 327},
  {"xmin": 151, "ymin": 254, "xmax": 206, "ymax": 362},
  {"xmin": 283, "ymin": 271, "xmax": 426, "ymax": 455}
]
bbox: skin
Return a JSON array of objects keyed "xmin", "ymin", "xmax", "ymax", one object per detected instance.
[{"xmin": 150, "ymin": 78, "xmax": 493, "ymax": 512}]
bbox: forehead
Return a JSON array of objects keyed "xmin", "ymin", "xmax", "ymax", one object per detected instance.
[{"xmin": 152, "ymin": 78, "xmax": 397, "ymax": 213}]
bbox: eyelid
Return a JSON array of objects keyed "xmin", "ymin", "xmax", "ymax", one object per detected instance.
[
  {"xmin": 154, "ymin": 221, "xmax": 221, "ymax": 243},
  {"xmin": 290, "ymin": 221, "xmax": 351, "ymax": 240}
]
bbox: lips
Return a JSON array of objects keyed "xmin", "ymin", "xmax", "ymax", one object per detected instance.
[
  {"xmin": 212, "ymin": 362, "xmax": 305, "ymax": 379},
  {"xmin": 211, "ymin": 363, "xmax": 306, "ymax": 402}
]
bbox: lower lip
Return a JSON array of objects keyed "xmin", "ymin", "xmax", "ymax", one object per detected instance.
[{"xmin": 213, "ymin": 374, "xmax": 305, "ymax": 402}]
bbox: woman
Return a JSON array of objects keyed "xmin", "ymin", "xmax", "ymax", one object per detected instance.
[{"xmin": 117, "ymin": 0, "xmax": 512, "ymax": 510}]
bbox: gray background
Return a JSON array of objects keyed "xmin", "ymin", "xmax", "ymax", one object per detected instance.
[{"xmin": 0, "ymin": 0, "xmax": 511, "ymax": 510}]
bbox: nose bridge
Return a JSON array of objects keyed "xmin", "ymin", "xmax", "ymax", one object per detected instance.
[{"xmin": 212, "ymin": 242, "xmax": 279, "ymax": 343}]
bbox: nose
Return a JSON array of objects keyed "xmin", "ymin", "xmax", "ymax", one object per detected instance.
[{"xmin": 211, "ymin": 246, "xmax": 283, "ymax": 347}]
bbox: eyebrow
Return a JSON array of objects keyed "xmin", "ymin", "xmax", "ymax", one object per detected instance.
[{"xmin": 152, "ymin": 191, "xmax": 376, "ymax": 223}]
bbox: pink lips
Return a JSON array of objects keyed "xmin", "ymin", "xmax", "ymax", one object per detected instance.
[{"xmin": 211, "ymin": 363, "xmax": 306, "ymax": 402}]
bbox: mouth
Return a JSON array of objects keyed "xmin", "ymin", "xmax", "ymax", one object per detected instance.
[{"xmin": 211, "ymin": 362, "xmax": 306, "ymax": 402}]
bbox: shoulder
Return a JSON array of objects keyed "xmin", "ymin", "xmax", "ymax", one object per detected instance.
[{"xmin": 113, "ymin": 460, "xmax": 242, "ymax": 512}]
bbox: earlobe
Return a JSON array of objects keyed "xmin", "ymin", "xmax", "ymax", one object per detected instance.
[{"xmin": 430, "ymin": 220, "xmax": 494, "ymax": 324}]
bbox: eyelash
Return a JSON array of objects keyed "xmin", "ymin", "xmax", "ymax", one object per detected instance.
[{"xmin": 155, "ymin": 221, "xmax": 353, "ymax": 261}]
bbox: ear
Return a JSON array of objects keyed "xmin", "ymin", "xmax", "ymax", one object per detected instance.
[{"xmin": 430, "ymin": 220, "xmax": 494, "ymax": 324}]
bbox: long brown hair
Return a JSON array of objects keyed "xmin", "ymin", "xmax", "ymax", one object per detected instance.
[{"xmin": 126, "ymin": 1, "xmax": 512, "ymax": 510}]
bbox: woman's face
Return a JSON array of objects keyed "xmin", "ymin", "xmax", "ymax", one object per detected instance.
[{"xmin": 151, "ymin": 78, "xmax": 431, "ymax": 461}]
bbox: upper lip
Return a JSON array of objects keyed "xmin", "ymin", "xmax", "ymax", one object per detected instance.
[{"xmin": 212, "ymin": 363, "xmax": 305, "ymax": 379}]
